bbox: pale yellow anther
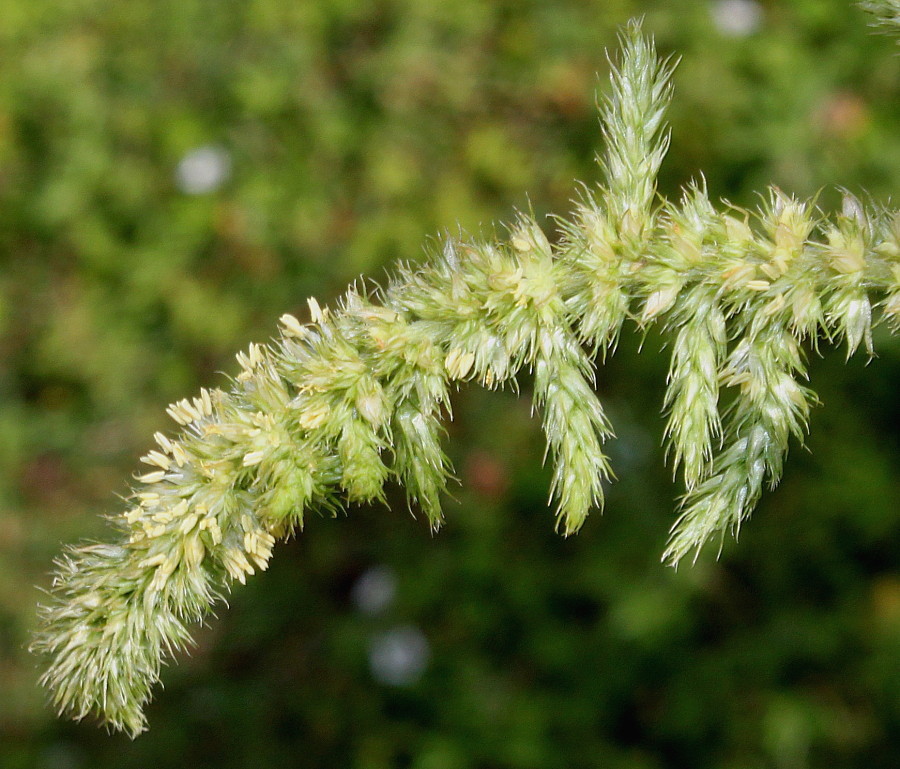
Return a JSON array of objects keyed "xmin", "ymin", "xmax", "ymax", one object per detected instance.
[
  {"xmin": 307, "ymin": 297, "xmax": 326, "ymax": 324},
  {"xmin": 772, "ymin": 249, "xmax": 792, "ymax": 276},
  {"xmin": 166, "ymin": 403, "xmax": 191, "ymax": 426},
  {"xmin": 199, "ymin": 516, "xmax": 222, "ymax": 545},
  {"xmin": 137, "ymin": 470, "xmax": 166, "ymax": 485},
  {"xmin": 168, "ymin": 399, "xmax": 201, "ymax": 425},
  {"xmin": 222, "ymin": 548, "xmax": 254, "ymax": 584},
  {"xmin": 243, "ymin": 528, "xmax": 275, "ymax": 570},
  {"xmin": 178, "ymin": 513, "xmax": 200, "ymax": 535},
  {"xmin": 200, "ymin": 388, "xmax": 213, "ymax": 416},
  {"xmin": 144, "ymin": 523, "xmax": 167, "ymax": 538},
  {"xmin": 280, "ymin": 313, "xmax": 306, "ymax": 337},
  {"xmin": 170, "ymin": 443, "xmax": 189, "ymax": 467},
  {"xmin": 141, "ymin": 451, "xmax": 171, "ymax": 470},
  {"xmin": 759, "ymin": 262, "xmax": 781, "ymax": 281},
  {"xmin": 138, "ymin": 553, "xmax": 167, "ymax": 569},
  {"xmin": 445, "ymin": 348, "xmax": 476, "ymax": 380},
  {"xmin": 154, "ymin": 432, "xmax": 174, "ymax": 454},
  {"xmin": 184, "ymin": 399, "xmax": 201, "ymax": 419}
]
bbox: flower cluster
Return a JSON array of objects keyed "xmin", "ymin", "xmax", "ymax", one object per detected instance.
[{"xmin": 33, "ymin": 20, "xmax": 900, "ymax": 736}]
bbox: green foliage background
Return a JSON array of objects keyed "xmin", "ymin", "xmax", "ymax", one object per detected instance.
[{"xmin": 1, "ymin": 0, "xmax": 899, "ymax": 766}]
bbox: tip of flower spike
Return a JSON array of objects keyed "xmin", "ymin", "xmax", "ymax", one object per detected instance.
[{"xmin": 557, "ymin": 516, "xmax": 587, "ymax": 538}]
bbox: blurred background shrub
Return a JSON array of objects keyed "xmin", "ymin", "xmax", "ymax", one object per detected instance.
[{"xmin": 0, "ymin": 0, "xmax": 898, "ymax": 767}]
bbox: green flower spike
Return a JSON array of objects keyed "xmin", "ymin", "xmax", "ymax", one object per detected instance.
[{"xmin": 33, "ymin": 19, "xmax": 900, "ymax": 736}]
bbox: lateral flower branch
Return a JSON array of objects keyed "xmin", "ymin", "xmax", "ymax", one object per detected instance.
[{"xmin": 33, "ymin": 21, "xmax": 900, "ymax": 737}]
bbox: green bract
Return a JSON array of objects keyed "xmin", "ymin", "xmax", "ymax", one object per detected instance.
[{"xmin": 33, "ymin": 19, "xmax": 900, "ymax": 737}]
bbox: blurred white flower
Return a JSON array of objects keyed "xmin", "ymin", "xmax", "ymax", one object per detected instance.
[
  {"xmin": 711, "ymin": 0, "xmax": 763, "ymax": 37},
  {"xmin": 351, "ymin": 565, "xmax": 397, "ymax": 616},
  {"xmin": 175, "ymin": 145, "xmax": 231, "ymax": 195},
  {"xmin": 368, "ymin": 625, "xmax": 430, "ymax": 686}
]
